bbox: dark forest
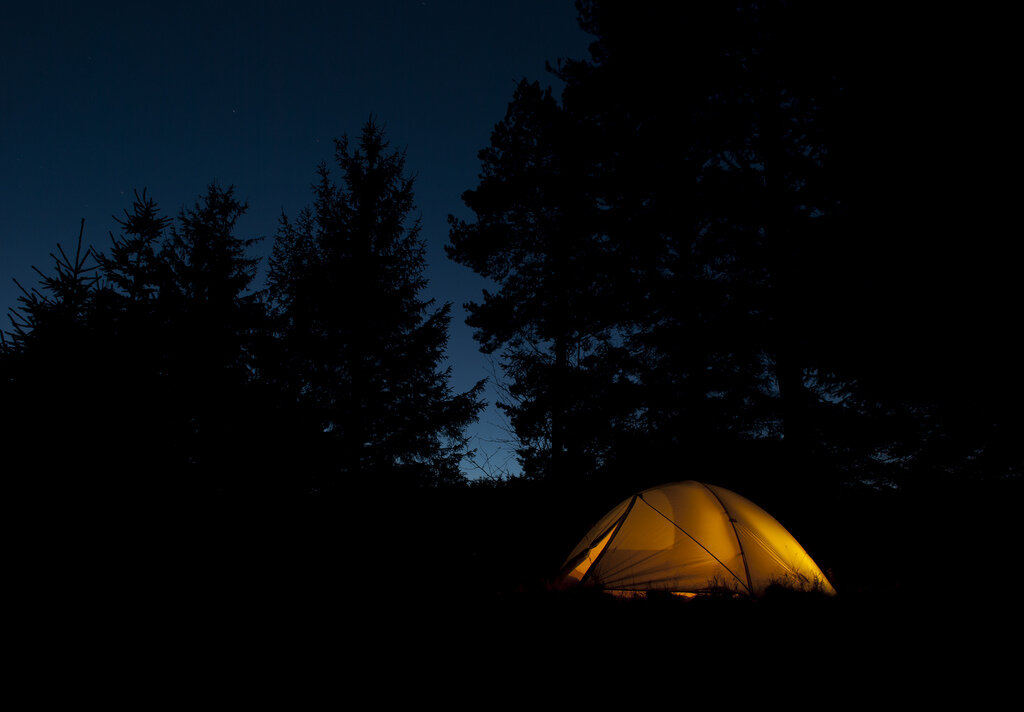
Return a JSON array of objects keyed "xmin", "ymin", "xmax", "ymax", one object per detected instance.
[{"xmin": 3, "ymin": 1, "xmax": 1019, "ymax": 686}]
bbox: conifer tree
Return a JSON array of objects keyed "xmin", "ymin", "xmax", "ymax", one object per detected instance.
[
  {"xmin": 88, "ymin": 190, "xmax": 179, "ymax": 486},
  {"xmin": 159, "ymin": 183, "xmax": 266, "ymax": 490},
  {"xmin": 447, "ymin": 81, "xmax": 637, "ymax": 484},
  {"xmin": 269, "ymin": 120, "xmax": 484, "ymax": 490},
  {"xmin": 448, "ymin": 1, "xmax": 864, "ymax": 492},
  {"xmin": 555, "ymin": 1, "xmax": 855, "ymax": 452},
  {"xmin": 94, "ymin": 189, "xmax": 170, "ymax": 309},
  {"xmin": 1, "ymin": 220, "xmax": 107, "ymax": 498},
  {"xmin": 4, "ymin": 219, "xmax": 99, "ymax": 350}
]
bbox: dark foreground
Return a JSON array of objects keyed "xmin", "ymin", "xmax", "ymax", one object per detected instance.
[
  {"xmin": 9, "ymin": 478, "xmax": 1020, "ymax": 700},
  {"xmin": 12, "ymin": 575, "xmax": 1012, "ymax": 702}
]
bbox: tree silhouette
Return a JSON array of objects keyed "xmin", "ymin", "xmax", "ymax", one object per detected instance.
[
  {"xmin": 4, "ymin": 219, "xmax": 98, "ymax": 349},
  {"xmin": 269, "ymin": 120, "xmax": 484, "ymax": 490},
  {"xmin": 157, "ymin": 183, "xmax": 268, "ymax": 493},
  {"xmin": 448, "ymin": 1, "xmax": 917, "ymax": 495},
  {"xmin": 94, "ymin": 189, "xmax": 170, "ymax": 308},
  {"xmin": 551, "ymin": 0, "xmax": 861, "ymax": 487},
  {"xmin": 447, "ymin": 81, "xmax": 638, "ymax": 484},
  {"xmin": 86, "ymin": 191, "xmax": 179, "ymax": 486},
  {"xmin": 1, "ymin": 220, "xmax": 108, "ymax": 501}
]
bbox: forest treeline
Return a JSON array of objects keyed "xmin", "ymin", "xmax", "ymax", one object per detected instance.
[
  {"xmin": 1, "ymin": 123, "xmax": 484, "ymax": 506},
  {"xmin": 2, "ymin": 1, "xmax": 1019, "ymax": 524}
]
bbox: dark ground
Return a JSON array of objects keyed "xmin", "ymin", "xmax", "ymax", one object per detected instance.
[{"xmin": 11, "ymin": 477, "xmax": 1019, "ymax": 699}]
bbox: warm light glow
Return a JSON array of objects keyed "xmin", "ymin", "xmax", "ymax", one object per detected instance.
[
  {"xmin": 559, "ymin": 481, "xmax": 837, "ymax": 596},
  {"xmin": 565, "ymin": 524, "xmax": 618, "ymax": 582}
]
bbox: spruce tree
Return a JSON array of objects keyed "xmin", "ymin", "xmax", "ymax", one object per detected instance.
[
  {"xmin": 1, "ymin": 220, "xmax": 107, "ymax": 499},
  {"xmin": 90, "ymin": 190, "xmax": 175, "ymax": 486},
  {"xmin": 448, "ymin": 1, "xmax": 868, "ymax": 495},
  {"xmin": 94, "ymin": 189, "xmax": 170, "ymax": 308},
  {"xmin": 447, "ymin": 81, "xmax": 637, "ymax": 485},
  {"xmin": 554, "ymin": 1, "xmax": 854, "ymax": 452},
  {"xmin": 268, "ymin": 120, "xmax": 484, "ymax": 490},
  {"xmin": 159, "ymin": 183, "xmax": 266, "ymax": 492}
]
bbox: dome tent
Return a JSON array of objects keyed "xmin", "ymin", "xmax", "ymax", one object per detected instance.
[{"xmin": 559, "ymin": 481, "xmax": 835, "ymax": 596}]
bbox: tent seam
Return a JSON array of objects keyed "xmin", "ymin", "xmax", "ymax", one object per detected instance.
[
  {"xmin": 637, "ymin": 492, "xmax": 751, "ymax": 594},
  {"xmin": 699, "ymin": 483, "xmax": 755, "ymax": 595},
  {"xmin": 580, "ymin": 494, "xmax": 637, "ymax": 586}
]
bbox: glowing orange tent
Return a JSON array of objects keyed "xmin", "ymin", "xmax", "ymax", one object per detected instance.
[{"xmin": 559, "ymin": 481, "xmax": 835, "ymax": 596}]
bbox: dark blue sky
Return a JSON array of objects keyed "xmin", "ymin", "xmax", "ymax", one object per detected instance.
[{"xmin": 0, "ymin": 0, "xmax": 592, "ymax": 478}]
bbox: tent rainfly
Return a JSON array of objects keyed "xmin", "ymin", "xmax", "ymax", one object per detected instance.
[{"xmin": 559, "ymin": 481, "xmax": 836, "ymax": 596}]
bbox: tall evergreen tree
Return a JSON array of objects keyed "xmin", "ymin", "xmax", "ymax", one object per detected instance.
[
  {"xmin": 552, "ymin": 0, "xmax": 860, "ymax": 484},
  {"xmin": 4, "ymin": 220, "xmax": 99, "ymax": 351},
  {"xmin": 447, "ymin": 81, "xmax": 638, "ymax": 484},
  {"xmin": 452, "ymin": 0, "xmax": 1020, "ymax": 494},
  {"xmin": 449, "ymin": 1, "xmax": 879, "ymax": 495},
  {"xmin": 1, "ymin": 220, "xmax": 107, "ymax": 499},
  {"xmin": 269, "ymin": 120, "xmax": 484, "ymax": 490},
  {"xmin": 159, "ymin": 183, "xmax": 266, "ymax": 491},
  {"xmin": 94, "ymin": 189, "xmax": 170, "ymax": 309},
  {"xmin": 89, "ymin": 190, "xmax": 176, "ymax": 486}
]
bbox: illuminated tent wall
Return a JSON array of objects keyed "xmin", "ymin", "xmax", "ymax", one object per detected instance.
[{"xmin": 559, "ymin": 481, "xmax": 835, "ymax": 596}]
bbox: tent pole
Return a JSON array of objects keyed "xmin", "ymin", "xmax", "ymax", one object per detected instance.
[
  {"xmin": 580, "ymin": 495, "xmax": 636, "ymax": 586},
  {"xmin": 700, "ymin": 483, "xmax": 755, "ymax": 595},
  {"xmin": 638, "ymin": 492, "xmax": 750, "ymax": 594}
]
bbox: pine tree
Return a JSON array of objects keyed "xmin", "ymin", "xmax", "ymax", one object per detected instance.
[
  {"xmin": 4, "ymin": 219, "xmax": 99, "ymax": 350},
  {"xmin": 268, "ymin": 120, "xmax": 484, "ymax": 490},
  {"xmin": 552, "ymin": 0, "xmax": 857, "ymax": 461},
  {"xmin": 448, "ymin": 1, "xmax": 872, "ymax": 494},
  {"xmin": 1, "ymin": 220, "xmax": 107, "ymax": 499},
  {"xmin": 94, "ymin": 189, "xmax": 170, "ymax": 308},
  {"xmin": 447, "ymin": 81, "xmax": 638, "ymax": 485},
  {"xmin": 88, "ymin": 190, "xmax": 182, "ymax": 488},
  {"xmin": 159, "ymin": 183, "xmax": 266, "ymax": 491}
]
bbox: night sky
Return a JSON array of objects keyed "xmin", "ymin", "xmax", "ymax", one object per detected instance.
[{"xmin": 1, "ymin": 0, "xmax": 592, "ymax": 477}]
